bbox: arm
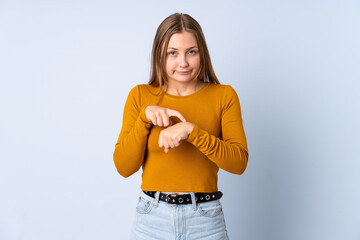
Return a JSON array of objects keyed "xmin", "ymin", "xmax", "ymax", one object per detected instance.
[
  {"xmin": 186, "ymin": 85, "xmax": 249, "ymax": 175},
  {"xmin": 113, "ymin": 85, "xmax": 152, "ymax": 177}
]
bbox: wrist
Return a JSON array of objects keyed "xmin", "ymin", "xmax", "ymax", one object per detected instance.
[{"xmin": 186, "ymin": 122, "xmax": 194, "ymax": 136}]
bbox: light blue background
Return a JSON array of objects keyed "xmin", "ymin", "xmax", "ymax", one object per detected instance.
[{"xmin": 1, "ymin": 0, "xmax": 359, "ymax": 239}]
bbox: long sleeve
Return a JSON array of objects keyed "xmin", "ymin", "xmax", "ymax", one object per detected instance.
[
  {"xmin": 186, "ymin": 85, "xmax": 249, "ymax": 175},
  {"xmin": 113, "ymin": 85, "xmax": 152, "ymax": 177}
]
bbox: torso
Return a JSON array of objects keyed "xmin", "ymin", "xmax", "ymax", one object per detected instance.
[
  {"xmin": 140, "ymin": 82, "xmax": 225, "ymax": 193},
  {"xmin": 162, "ymin": 81, "xmax": 204, "ymax": 195}
]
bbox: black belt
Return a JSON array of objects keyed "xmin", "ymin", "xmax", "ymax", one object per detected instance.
[{"xmin": 143, "ymin": 191, "xmax": 223, "ymax": 205}]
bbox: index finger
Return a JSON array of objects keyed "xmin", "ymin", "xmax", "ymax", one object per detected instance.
[{"xmin": 167, "ymin": 109, "xmax": 186, "ymax": 122}]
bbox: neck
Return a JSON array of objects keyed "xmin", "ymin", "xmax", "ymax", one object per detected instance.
[{"xmin": 164, "ymin": 81, "xmax": 204, "ymax": 96}]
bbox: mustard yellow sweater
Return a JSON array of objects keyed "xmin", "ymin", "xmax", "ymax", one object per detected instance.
[{"xmin": 113, "ymin": 82, "xmax": 248, "ymax": 192}]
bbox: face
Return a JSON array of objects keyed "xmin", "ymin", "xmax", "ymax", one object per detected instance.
[{"xmin": 165, "ymin": 31, "xmax": 201, "ymax": 86}]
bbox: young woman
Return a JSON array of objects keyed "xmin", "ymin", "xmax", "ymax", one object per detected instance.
[{"xmin": 113, "ymin": 13, "xmax": 249, "ymax": 240}]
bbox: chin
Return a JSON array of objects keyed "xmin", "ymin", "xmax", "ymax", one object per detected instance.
[
  {"xmin": 175, "ymin": 75, "xmax": 197, "ymax": 81},
  {"xmin": 173, "ymin": 79, "xmax": 195, "ymax": 83}
]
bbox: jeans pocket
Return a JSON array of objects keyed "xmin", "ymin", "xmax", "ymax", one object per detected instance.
[
  {"xmin": 136, "ymin": 197, "xmax": 153, "ymax": 214},
  {"xmin": 197, "ymin": 200, "xmax": 223, "ymax": 217}
]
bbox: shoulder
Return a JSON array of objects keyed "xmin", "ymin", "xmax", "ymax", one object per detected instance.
[
  {"xmin": 130, "ymin": 84, "xmax": 163, "ymax": 97},
  {"xmin": 126, "ymin": 84, "xmax": 163, "ymax": 109},
  {"xmin": 206, "ymin": 84, "xmax": 240, "ymax": 110},
  {"xmin": 127, "ymin": 84, "xmax": 162, "ymax": 97},
  {"xmin": 206, "ymin": 83, "xmax": 238, "ymax": 97}
]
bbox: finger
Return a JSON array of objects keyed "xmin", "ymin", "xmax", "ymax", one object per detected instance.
[
  {"xmin": 156, "ymin": 112, "xmax": 163, "ymax": 126},
  {"xmin": 163, "ymin": 140, "xmax": 170, "ymax": 150},
  {"xmin": 159, "ymin": 131, "xmax": 169, "ymax": 149},
  {"xmin": 145, "ymin": 106, "xmax": 152, "ymax": 122},
  {"xmin": 164, "ymin": 147, "xmax": 170, "ymax": 153},
  {"xmin": 167, "ymin": 109, "xmax": 186, "ymax": 122},
  {"xmin": 158, "ymin": 134, "xmax": 163, "ymax": 148},
  {"xmin": 168, "ymin": 139, "xmax": 175, "ymax": 148},
  {"xmin": 162, "ymin": 113, "xmax": 171, "ymax": 127},
  {"xmin": 149, "ymin": 113, "xmax": 157, "ymax": 126},
  {"xmin": 172, "ymin": 137, "xmax": 181, "ymax": 147}
]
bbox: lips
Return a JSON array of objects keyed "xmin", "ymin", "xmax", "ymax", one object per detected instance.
[{"xmin": 177, "ymin": 71, "xmax": 191, "ymax": 74}]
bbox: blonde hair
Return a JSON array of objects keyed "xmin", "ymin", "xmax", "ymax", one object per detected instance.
[{"xmin": 148, "ymin": 13, "xmax": 220, "ymax": 93}]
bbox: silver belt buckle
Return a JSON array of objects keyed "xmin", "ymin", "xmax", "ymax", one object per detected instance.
[
  {"xmin": 165, "ymin": 193, "xmax": 178, "ymax": 204},
  {"xmin": 164, "ymin": 193, "xmax": 171, "ymax": 203},
  {"xmin": 165, "ymin": 193, "xmax": 176, "ymax": 203}
]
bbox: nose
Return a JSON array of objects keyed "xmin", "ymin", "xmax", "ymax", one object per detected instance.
[{"xmin": 178, "ymin": 54, "xmax": 189, "ymax": 68}]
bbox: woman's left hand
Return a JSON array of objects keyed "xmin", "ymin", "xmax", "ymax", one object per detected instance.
[{"xmin": 158, "ymin": 122, "xmax": 194, "ymax": 153}]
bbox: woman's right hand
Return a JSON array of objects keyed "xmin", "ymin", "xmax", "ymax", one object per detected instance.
[{"xmin": 145, "ymin": 105, "xmax": 186, "ymax": 127}]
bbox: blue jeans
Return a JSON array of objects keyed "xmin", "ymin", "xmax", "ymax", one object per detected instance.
[{"xmin": 130, "ymin": 191, "xmax": 229, "ymax": 240}]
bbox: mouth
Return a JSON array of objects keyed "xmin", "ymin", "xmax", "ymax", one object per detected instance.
[{"xmin": 176, "ymin": 71, "xmax": 191, "ymax": 75}]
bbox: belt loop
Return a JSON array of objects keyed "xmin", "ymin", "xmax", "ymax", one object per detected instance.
[
  {"xmin": 153, "ymin": 191, "xmax": 160, "ymax": 208},
  {"xmin": 190, "ymin": 192, "xmax": 197, "ymax": 210}
]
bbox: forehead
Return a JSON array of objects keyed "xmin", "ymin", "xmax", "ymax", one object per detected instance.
[{"xmin": 168, "ymin": 31, "xmax": 198, "ymax": 48}]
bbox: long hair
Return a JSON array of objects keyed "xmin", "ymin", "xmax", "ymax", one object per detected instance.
[{"xmin": 148, "ymin": 13, "xmax": 220, "ymax": 92}]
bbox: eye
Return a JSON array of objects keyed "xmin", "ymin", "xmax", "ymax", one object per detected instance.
[
  {"xmin": 188, "ymin": 50, "xmax": 197, "ymax": 55},
  {"xmin": 168, "ymin": 51, "xmax": 176, "ymax": 56}
]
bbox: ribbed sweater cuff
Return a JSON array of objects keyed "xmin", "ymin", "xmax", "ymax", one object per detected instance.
[{"xmin": 187, "ymin": 123, "xmax": 200, "ymax": 143}]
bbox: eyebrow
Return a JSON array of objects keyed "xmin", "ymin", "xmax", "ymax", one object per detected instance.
[{"xmin": 167, "ymin": 46, "xmax": 198, "ymax": 50}]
